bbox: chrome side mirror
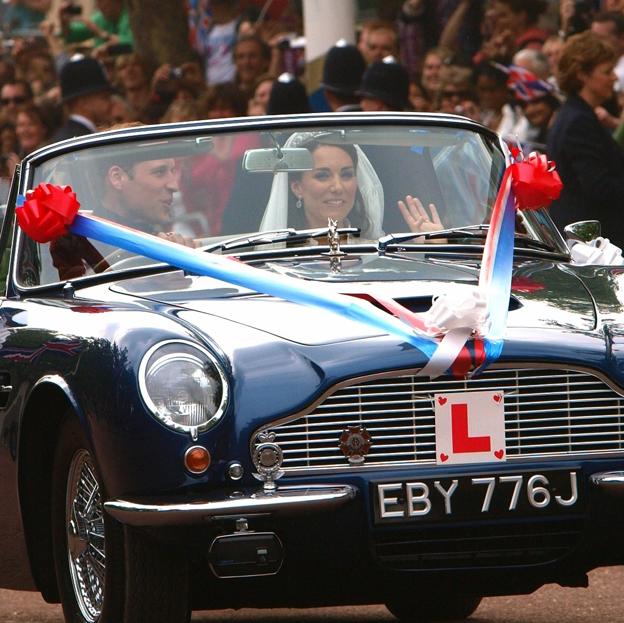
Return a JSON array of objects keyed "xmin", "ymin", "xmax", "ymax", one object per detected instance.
[{"xmin": 564, "ymin": 220, "xmax": 601, "ymax": 244}]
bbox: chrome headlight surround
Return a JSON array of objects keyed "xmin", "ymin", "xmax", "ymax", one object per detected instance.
[{"xmin": 138, "ymin": 340, "xmax": 229, "ymax": 439}]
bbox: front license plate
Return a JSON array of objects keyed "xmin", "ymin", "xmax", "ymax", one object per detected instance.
[{"xmin": 374, "ymin": 470, "xmax": 582, "ymax": 524}]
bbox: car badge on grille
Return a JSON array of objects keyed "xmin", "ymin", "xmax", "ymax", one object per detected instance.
[
  {"xmin": 340, "ymin": 426, "xmax": 372, "ymax": 464},
  {"xmin": 252, "ymin": 430, "xmax": 284, "ymax": 492}
]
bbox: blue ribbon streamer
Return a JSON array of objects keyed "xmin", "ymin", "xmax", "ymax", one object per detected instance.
[{"xmin": 71, "ymin": 214, "xmax": 439, "ymax": 356}]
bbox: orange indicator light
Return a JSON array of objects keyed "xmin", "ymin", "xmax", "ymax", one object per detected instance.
[{"xmin": 184, "ymin": 446, "xmax": 211, "ymax": 474}]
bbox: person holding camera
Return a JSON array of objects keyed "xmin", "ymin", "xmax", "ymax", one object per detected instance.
[{"xmin": 59, "ymin": 0, "xmax": 133, "ymax": 53}]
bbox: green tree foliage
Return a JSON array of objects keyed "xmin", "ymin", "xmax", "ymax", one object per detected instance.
[{"xmin": 127, "ymin": 0, "xmax": 194, "ymax": 70}]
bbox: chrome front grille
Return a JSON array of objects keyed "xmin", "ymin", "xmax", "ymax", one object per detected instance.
[{"xmin": 269, "ymin": 367, "xmax": 624, "ymax": 472}]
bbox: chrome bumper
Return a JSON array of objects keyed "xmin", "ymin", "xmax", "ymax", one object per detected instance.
[
  {"xmin": 104, "ymin": 484, "xmax": 356, "ymax": 527},
  {"xmin": 591, "ymin": 471, "xmax": 624, "ymax": 495}
]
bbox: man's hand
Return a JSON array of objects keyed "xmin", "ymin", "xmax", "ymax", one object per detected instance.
[
  {"xmin": 559, "ymin": 0, "xmax": 575, "ymax": 34},
  {"xmin": 157, "ymin": 231, "xmax": 196, "ymax": 247},
  {"xmin": 595, "ymin": 106, "xmax": 620, "ymax": 130},
  {"xmin": 402, "ymin": 0, "xmax": 426, "ymax": 17}
]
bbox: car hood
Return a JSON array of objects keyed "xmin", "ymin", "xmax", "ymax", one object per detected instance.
[{"xmin": 109, "ymin": 255, "xmax": 596, "ymax": 345}]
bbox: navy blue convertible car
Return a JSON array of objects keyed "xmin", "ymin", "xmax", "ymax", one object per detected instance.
[{"xmin": 1, "ymin": 113, "xmax": 623, "ymax": 623}]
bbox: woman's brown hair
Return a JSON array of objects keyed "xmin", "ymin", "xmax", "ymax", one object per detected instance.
[{"xmin": 558, "ymin": 31, "xmax": 617, "ymax": 95}]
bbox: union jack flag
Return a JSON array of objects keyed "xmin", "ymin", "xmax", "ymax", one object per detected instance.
[{"xmin": 492, "ymin": 62, "xmax": 553, "ymax": 102}]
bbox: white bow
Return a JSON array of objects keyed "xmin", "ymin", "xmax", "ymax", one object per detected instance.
[
  {"xmin": 570, "ymin": 237, "xmax": 624, "ymax": 266},
  {"xmin": 416, "ymin": 287, "xmax": 489, "ymax": 379},
  {"xmin": 423, "ymin": 287, "xmax": 489, "ymax": 335}
]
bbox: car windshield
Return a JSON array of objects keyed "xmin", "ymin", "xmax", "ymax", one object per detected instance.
[{"xmin": 14, "ymin": 120, "xmax": 564, "ymax": 287}]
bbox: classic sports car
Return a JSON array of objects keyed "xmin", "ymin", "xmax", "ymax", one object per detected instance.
[{"xmin": 1, "ymin": 112, "xmax": 623, "ymax": 623}]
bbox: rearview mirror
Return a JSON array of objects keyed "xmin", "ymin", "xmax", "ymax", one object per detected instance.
[{"xmin": 242, "ymin": 148, "xmax": 313, "ymax": 173}]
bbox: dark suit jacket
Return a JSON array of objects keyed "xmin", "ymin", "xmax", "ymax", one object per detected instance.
[
  {"xmin": 51, "ymin": 118, "xmax": 93, "ymax": 143},
  {"xmin": 546, "ymin": 94, "xmax": 624, "ymax": 245}
]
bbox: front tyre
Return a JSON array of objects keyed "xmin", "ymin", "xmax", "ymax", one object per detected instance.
[
  {"xmin": 385, "ymin": 595, "xmax": 482, "ymax": 622},
  {"xmin": 52, "ymin": 414, "xmax": 124, "ymax": 623},
  {"xmin": 52, "ymin": 414, "xmax": 191, "ymax": 623}
]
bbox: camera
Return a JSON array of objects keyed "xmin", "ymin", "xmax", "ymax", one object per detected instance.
[
  {"xmin": 108, "ymin": 43, "xmax": 133, "ymax": 56},
  {"xmin": 169, "ymin": 66, "xmax": 184, "ymax": 80},
  {"xmin": 64, "ymin": 4, "xmax": 83, "ymax": 15}
]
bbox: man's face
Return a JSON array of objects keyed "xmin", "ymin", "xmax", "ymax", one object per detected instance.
[
  {"xmin": 1, "ymin": 83, "xmax": 30, "ymax": 122},
  {"xmin": 360, "ymin": 97, "xmax": 391, "ymax": 112},
  {"xmin": 604, "ymin": 0, "xmax": 624, "ymax": 11},
  {"xmin": 96, "ymin": 0, "xmax": 123, "ymax": 22},
  {"xmin": 422, "ymin": 52, "xmax": 443, "ymax": 93},
  {"xmin": 591, "ymin": 21, "xmax": 624, "ymax": 56},
  {"xmin": 542, "ymin": 38, "xmax": 563, "ymax": 75},
  {"xmin": 358, "ymin": 28, "xmax": 397, "ymax": 65},
  {"xmin": 476, "ymin": 75, "xmax": 508, "ymax": 111},
  {"xmin": 234, "ymin": 40, "xmax": 268, "ymax": 86},
  {"xmin": 119, "ymin": 60, "xmax": 148, "ymax": 90},
  {"xmin": 83, "ymin": 91, "xmax": 113, "ymax": 128},
  {"xmin": 523, "ymin": 97, "xmax": 553, "ymax": 129},
  {"xmin": 115, "ymin": 159, "xmax": 179, "ymax": 226}
]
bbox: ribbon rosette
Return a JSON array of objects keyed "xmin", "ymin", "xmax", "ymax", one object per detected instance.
[
  {"xmin": 15, "ymin": 184, "xmax": 80, "ymax": 243},
  {"xmin": 510, "ymin": 151, "xmax": 563, "ymax": 211}
]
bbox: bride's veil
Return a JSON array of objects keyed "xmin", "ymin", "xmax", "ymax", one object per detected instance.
[{"xmin": 259, "ymin": 131, "xmax": 385, "ymax": 238}]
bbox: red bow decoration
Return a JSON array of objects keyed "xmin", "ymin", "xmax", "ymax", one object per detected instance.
[
  {"xmin": 16, "ymin": 183, "xmax": 80, "ymax": 243},
  {"xmin": 510, "ymin": 152, "xmax": 563, "ymax": 211}
]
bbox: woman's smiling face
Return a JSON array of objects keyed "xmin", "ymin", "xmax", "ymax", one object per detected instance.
[
  {"xmin": 15, "ymin": 111, "xmax": 47, "ymax": 153},
  {"xmin": 290, "ymin": 145, "xmax": 357, "ymax": 229}
]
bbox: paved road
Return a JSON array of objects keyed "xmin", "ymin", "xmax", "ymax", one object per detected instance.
[{"xmin": 1, "ymin": 566, "xmax": 622, "ymax": 622}]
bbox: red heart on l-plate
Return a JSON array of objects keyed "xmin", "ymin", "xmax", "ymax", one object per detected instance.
[
  {"xmin": 493, "ymin": 394, "xmax": 502, "ymax": 402},
  {"xmin": 440, "ymin": 453, "xmax": 449, "ymax": 462},
  {"xmin": 494, "ymin": 449, "xmax": 504, "ymax": 459},
  {"xmin": 438, "ymin": 396, "xmax": 447, "ymax": 405}
]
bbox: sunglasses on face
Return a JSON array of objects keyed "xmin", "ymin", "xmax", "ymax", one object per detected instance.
[{"xmin": 1, "ymin": 96, "xmax": 27, "ymax": 105}]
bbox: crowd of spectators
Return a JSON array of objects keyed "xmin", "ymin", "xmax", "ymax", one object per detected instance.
[{"xmin": 1, "ymin": 0, "xmax": 624, "ymax": 242}]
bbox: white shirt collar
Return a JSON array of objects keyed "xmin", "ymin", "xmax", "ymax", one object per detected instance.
[{"xmin": 69, "ymin": 114, "xmax": 97, "ymax": 133}]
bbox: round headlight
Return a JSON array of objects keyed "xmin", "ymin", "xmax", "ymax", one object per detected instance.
[{"xmin": 139, "ymin": 340, "xmax": 229, "ymax": 437}]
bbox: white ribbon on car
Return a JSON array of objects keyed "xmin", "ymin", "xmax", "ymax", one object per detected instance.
[
  {"xmin": 417, "ymin": 286, "xmax": 489, "ymax": 378},
  {"xmin": 569, "ymin": 237, "xmax": 624, "ymax": 266}
]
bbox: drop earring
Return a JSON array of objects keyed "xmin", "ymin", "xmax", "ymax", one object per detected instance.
[{"xmin": 296, "ymin": 196, "xmax": 303, "ymax": 209}]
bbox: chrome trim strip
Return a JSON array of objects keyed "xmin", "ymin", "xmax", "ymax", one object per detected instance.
[
  {"xmin": 104, "ymin": 484, "xmax": 356, "ymax": 526},
  {"xmin": 591, "ymin": 471, "xmax": 624, "ymax": 490}
]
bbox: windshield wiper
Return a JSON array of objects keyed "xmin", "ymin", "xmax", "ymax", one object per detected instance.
[
  {"xmin": 379, "ymin": 225, "xmax": 558, "ymax": 254},
  {"xmin": 202, "ymin": 227, "xmax": 361, "ymax": 253},
  {"xmin": 378, "ymin": 225, "xmax": 489, "ymax": 251}
]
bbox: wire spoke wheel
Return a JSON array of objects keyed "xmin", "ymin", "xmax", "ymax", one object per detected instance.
[{"xmin": 65, "ymin": 449, "xmax": 106, "ymax": 623}]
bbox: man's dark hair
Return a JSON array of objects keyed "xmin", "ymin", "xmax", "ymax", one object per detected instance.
[
  {"xmin": 593, "ymin": 11, "xmax": 624, "ymax": 37},
  {"xmin": 234, "ymin": 34, "xmax": 271, "ymax": 62},
  {"xmin": 496, "ymin": 0, "xmax": 548, "ymax": 25},
  {"xmin": 472, "ymin": 61, "xmax": 508, "ymax": 88},
  {"xmin": 1, "ymin": 79, "xmax": 33, "ymax": 99}
]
